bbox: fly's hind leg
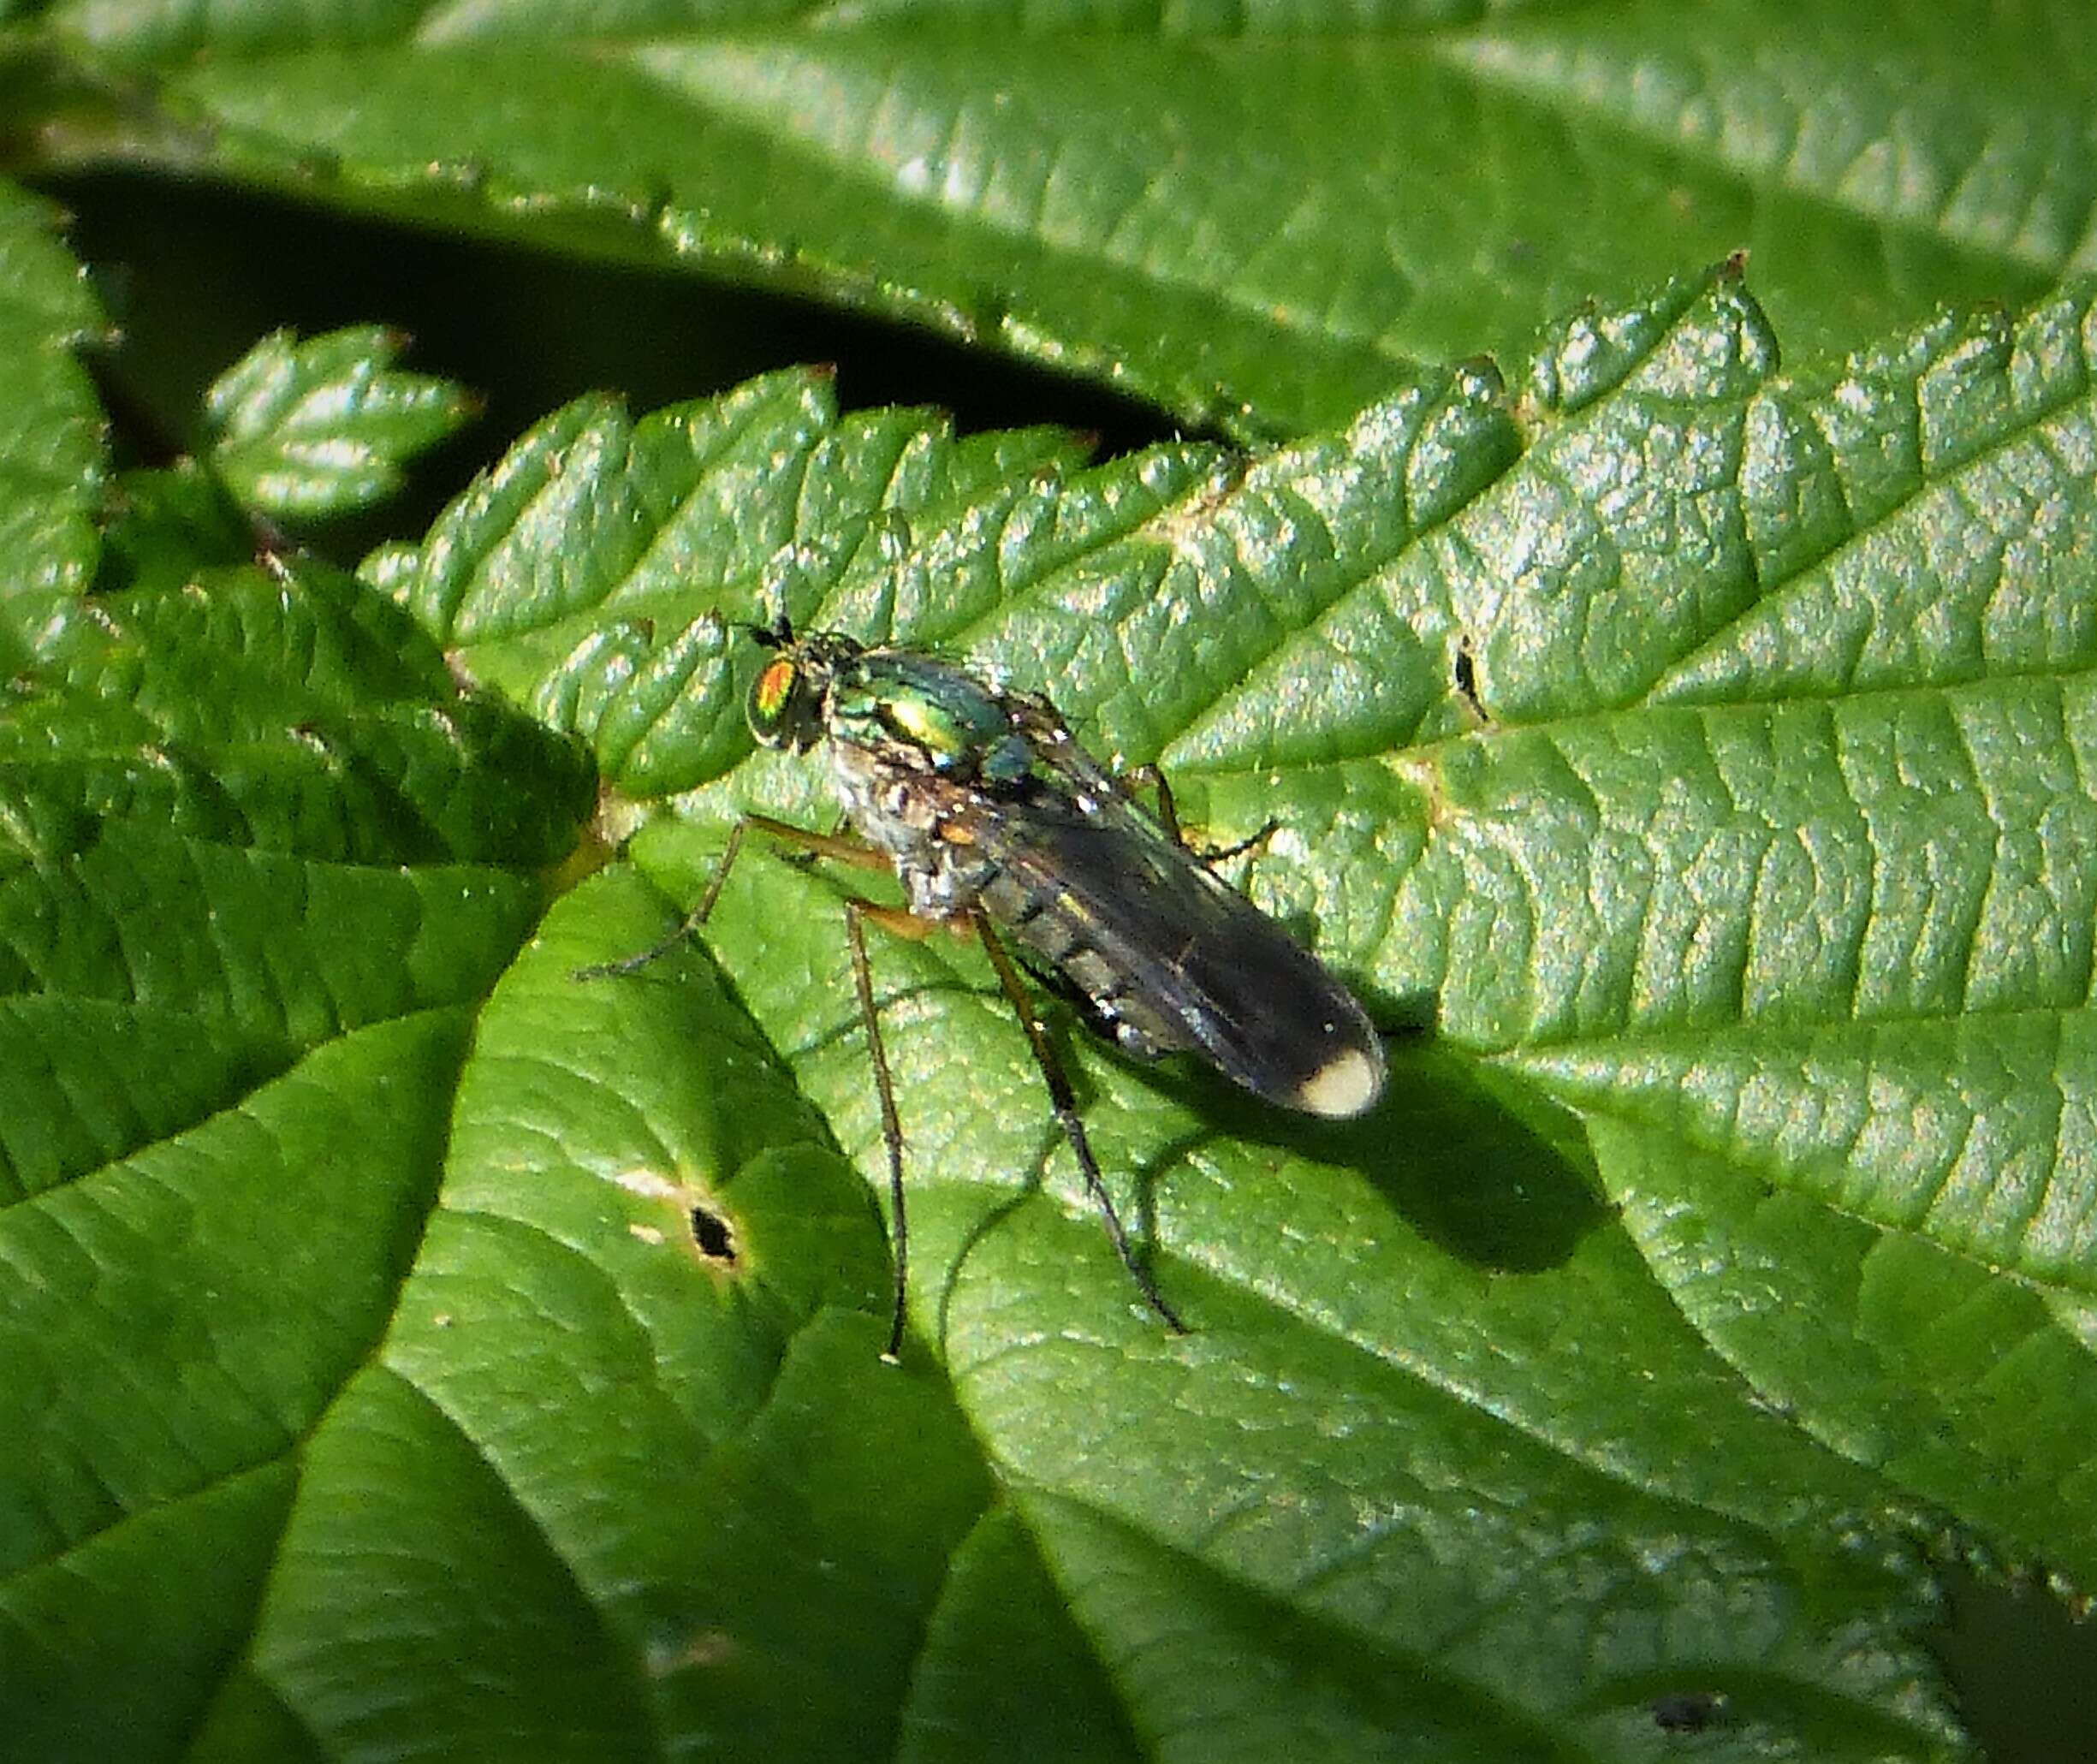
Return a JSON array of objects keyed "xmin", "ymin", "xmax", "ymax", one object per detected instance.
[
  {"xmin": 970, "ymin": 908, "xmax": 1188, "ymax": 1336},
  {"xmin": 1120, "ymin": 763, "xmax": 1275, "ymax": 864}
]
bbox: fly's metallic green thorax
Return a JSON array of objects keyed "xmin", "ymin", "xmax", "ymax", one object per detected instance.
[
  {"xmin": 829, "ymin": 652, "xmax": 1035, "ymax": 785},
  {"xmin": 740, "ymin": 617, "xmax": 1386, "ymax": 1123}
]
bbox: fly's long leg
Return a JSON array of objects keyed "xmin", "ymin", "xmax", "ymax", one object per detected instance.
[
  {"xmin": 573, "ymin": 814, "xmax": 893, "ymax": 981},
  {"xmin": 970, "ymin": 908, "xmax": 1189, "ymax": 1335},
  {"xmin": 578, "ymin": 814, "xmax": 926, "ymax": 1359},
  {"xmin": 844, "ymin": 900, "xmax": 913, "ymax": 1363},
  {"xmin": 573, "ymin": 819, "xmax": 751, "ymax": 981},
  {"xmin": 1121, "ymin": 763, "xmax": 1274, "ymax": 864}
]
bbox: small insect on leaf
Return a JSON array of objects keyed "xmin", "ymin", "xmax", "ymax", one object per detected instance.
[{"xmin": 588, "ymin": 613, "xmax": 1387, "ymax": 1356}]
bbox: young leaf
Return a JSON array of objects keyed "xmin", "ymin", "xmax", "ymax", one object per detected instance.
[
  {"xmin": 205, "ymin": 324, "xmax": 479, "ymax": 518},
  {"xmin": 0, "ymin": 182, "xmax": 106, "ymax": 651}
]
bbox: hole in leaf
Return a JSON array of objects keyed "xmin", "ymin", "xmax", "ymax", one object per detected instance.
[{"xmin": 689, "ymin": 1203, "xmax": 737, "ymax": 1263}]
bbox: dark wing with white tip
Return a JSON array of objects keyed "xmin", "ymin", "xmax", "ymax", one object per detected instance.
[{"xmin": 966, "ymin": 743, "xmax": 1384, "ymax": 1118}]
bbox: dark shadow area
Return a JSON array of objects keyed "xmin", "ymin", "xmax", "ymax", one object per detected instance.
[
  {"xmin": 1929, "ymin": 1560, "xmax": 2097, "ymax": 1764},
  {"xmin": 39, "ymin": 169, "xmax": 1190, "ymax": 551},
  {"xmin": 1121, "ymin": 1032, "xmax": 1607, "ymax": 1276}
]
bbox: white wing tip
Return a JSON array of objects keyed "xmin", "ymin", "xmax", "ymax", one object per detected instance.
[{"xmin": 1292, "ymin": 1044, "xmax": 1384, "ymax": 1119}]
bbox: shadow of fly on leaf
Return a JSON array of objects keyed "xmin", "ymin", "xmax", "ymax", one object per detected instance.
[{"xmin": 578, "ymin": 614, "xmax": 1387, "ymax": 1359}]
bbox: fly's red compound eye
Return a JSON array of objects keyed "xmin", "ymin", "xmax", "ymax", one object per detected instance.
[{"xmin": 747, "ymin": 656, "xmax": 803, "ymax": 745}]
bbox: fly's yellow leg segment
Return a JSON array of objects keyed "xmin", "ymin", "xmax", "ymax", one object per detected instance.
[
  {"xmin": 744, "ymin": 812, "xmax": 894, "ymax": 875},
  {"xmin": 852, "ymin": 900, "xmax": 975, "ymax": 944}
]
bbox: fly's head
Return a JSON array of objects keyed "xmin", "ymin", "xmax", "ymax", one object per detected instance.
[{"xmin": 745, "ymin": 615, "xmax": 860, "ymax": 753}]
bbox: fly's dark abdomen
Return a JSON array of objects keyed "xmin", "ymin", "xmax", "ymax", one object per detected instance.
[
  {"xmin": 974, "ymin": 795, "xmax": 1386, "ymax": 1120},
  {"xmin": 977, "ymin": 870, "xmax": 1194, "ymax": 1062}
]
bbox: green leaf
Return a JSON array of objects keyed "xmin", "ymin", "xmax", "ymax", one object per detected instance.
[
  {"xmin": 205, "ymin": 324, "xmax": 479, "ymax": 519},
  {"xmin": 0, "ymin": 181, "xmax": 106, "ymax": 649},
  {"xmin": 16, "ymin": 0, "xmax": 2080, "ymax": 432},
  {"xmin": 24, "ymin": 259, "xmax": 2097, "ymax": 1757},
  {"xmin": 330, "ymin": 261, "xmax": 2097, "ymax": 1757},
  {"xmin": 0, "ymin": 235, "xmax": 602, "ymax": 1753}
]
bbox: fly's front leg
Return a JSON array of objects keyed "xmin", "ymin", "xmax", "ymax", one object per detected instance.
[
  {"xmin": 970, "ymin": 909, "xmax": 1188, "ymax": 1336},
  {"xmin": 573, "ymin": 818, "xmax": 756, "ymax": 982},
  {"xmin": 573, "ymin": 813, "xmax": 894, "ymax": 982}
]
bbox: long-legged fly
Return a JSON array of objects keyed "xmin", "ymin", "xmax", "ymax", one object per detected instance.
[{"xmin": 584, "ymin": 615, "xmax": 1384, "ymax": 1357}]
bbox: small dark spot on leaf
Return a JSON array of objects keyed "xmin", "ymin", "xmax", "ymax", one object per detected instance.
[
  {"xmin": 1652, "ymin": 1690, "xmax": 1724, "ymax": 1733},
  {"xmin": 690, "ymin": 1203, "xmax": 736, "ymax": 1262}
]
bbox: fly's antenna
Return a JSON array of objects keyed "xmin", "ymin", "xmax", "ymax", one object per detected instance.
[{"xmin": 744, "ymin": 609, "xmax": 794, "ymax": 650}]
